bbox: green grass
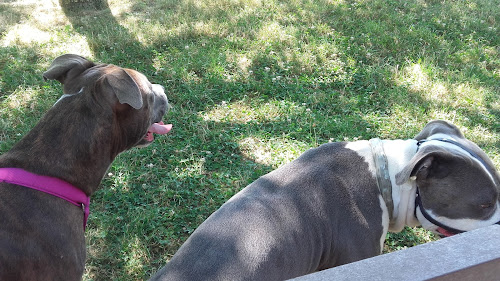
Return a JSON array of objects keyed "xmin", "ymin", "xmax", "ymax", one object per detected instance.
[{"xmin": 1, "ymin": 0, "xmax": 499, "ymax": 279}]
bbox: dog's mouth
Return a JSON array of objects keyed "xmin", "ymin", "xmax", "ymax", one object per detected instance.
[
  {"xmin": 144, "ymin": 121, "xmax": 172, "ymax": 142},
  {"xmin": 134, "ymin": 121, "xmax": 172, "ymax": 148},
  {"xmin": 436, "ymin": 227, "xmax": 457, "ymax": 238}
]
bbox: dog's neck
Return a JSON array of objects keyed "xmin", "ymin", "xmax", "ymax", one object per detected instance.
[
  {"xmin": 345, "ymin": 139, "xmax": 421, "ymax": 233},
  {"xmin": 380, "ymin": 139, "xmax": 420, "ymax": 232},
  {"xmin": 369, "ymin": 138, "xmax": 394, "ymax": 221},
  {"xmin": 0, "ymin": 102, "xmax": 117, "ymax": 195}
]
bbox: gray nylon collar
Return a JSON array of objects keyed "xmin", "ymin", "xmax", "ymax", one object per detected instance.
[{"xmin": 369, "ymin": 138, "xmax": 394, "ymax": 221}]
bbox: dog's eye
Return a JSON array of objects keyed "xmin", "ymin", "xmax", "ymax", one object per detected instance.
[{"xmin": 480, "ymin": 203, "xmax": 493, "ymax": 209}]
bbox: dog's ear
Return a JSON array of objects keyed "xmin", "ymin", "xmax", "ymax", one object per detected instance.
[
  {"xmin": 43, "ymin": 54, "xmax": 95, "ymax": 84},
  {"xmin": 395, "ymin": 148, "xmax": 454, "ymax": 185},
  {"xmin": 414, "ymin": 120, "xmax": 465, "ymax": 140},
  {"xmin": 102, "ymin": 68, "xmax": 143, "ymax": 110}
]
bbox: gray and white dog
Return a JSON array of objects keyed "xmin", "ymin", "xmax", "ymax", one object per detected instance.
[{"xmin": 151, "ymin": 120, "xmax": 500, "ymax": 281}]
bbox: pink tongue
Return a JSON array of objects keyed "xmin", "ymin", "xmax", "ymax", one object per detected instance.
[
  {"xmin": 149, "ymin": 122, "xmax": 172, "ymax": 135},
  {"xmin": 437, "ymin": 227, "xmax": 455, "ymax": 237},
  {"xmin": 145, "ymin": 122, "xmax": 172, "ymax": 142}
]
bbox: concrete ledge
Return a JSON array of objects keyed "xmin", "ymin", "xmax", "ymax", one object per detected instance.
[{"xmin": 290, "ymin": 225, "xmax": 500, "ymax": 281}]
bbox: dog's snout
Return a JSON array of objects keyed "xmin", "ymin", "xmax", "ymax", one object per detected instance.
[
  {"xmin": 150, "ymin": 84, "xmax": 169, "ymax": 123},
  {"xmin": 152, "ymin": 84, "xmax": 168, "ymax": 105},
  {"xmin": 152, "ymin": 84, "xmax": 167, "ymax": 98}
]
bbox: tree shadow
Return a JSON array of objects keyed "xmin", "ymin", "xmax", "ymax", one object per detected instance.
[
  {"xmin": 59, "ymin": 0, "xmax": 155, "ymax": 71},
  {"xmin": 2, "ymin": 0, "xmax": 498, "ymax": 279},
  {"xmin": 0, "ymin": 1, "xmax": 24, "ymax": 36},
  {"xmin": 87, "ymin": 112, "xmax": 276, "ymax": 279},
  {"xmin": 134, "ymin": 0, "xmax": 498, "ymax": 277},
  {"xmin": 125, "ymin": 0, "xmax": 498, "ymax": 139},
  {"xmin": 0, "ymin": 46, "xmax": 46, "ymax": 97},
  {"xmin": 0, "ymin": 2, "xmax": 49, "ymax": 97}
]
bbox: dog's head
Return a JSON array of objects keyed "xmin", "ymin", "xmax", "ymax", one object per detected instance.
[
  {"xmin": 43, "ymin": 54, "xmax": 171, "ymax": 150},
  {"xmin": 396, "ymin": 120, "xmax": 500, "ymax": 237}
]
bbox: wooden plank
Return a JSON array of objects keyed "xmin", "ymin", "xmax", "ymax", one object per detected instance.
[{"xmin": 290, "ymin": 225, "xmax": 500, "ymax": 281}]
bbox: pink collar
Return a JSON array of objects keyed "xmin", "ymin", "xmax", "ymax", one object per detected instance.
[{"xmin": 0, "ymin": 168, "xmax": 90, "ymax": 230}]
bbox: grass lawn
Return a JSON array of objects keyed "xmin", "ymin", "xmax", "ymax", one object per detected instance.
[{"xmin": 1, "ymin": 0, "xmax": 498, "ymax": 280}]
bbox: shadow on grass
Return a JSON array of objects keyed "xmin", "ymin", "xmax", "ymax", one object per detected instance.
[
  {"xmin": 86, "ymin": 112, "xmax": 276, "ymax": 279},
  {"xmin": 59, "ymin": 0, "xmax": 498, "ymax": 279},
  {"xmin": 0, "ymin": 1, "xmax": 24, "ymax": 36},
  {"xmin": 1, "ymin": 0, "xmax": 498, "ymax": 279},
  {"xmin": 0, "ymin": 2, "xmax": 48, "ymax": 97},
  {"xmin": 0, "ymin": 46, "xmax": 46, "ymax": 97},
  {"xmin": 59, "ymin": 0, "xmax": 156, "ymax": 71}
]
